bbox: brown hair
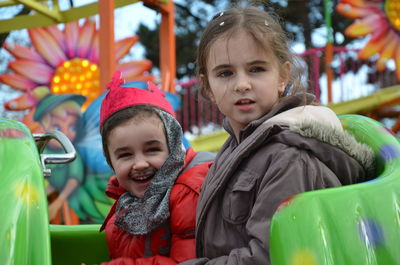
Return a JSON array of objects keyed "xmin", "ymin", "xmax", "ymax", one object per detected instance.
[
  {"xmin": 196, "ymin": 6, "xmax": 308, "ymax": 100},
  {"xmin": 100, "ymin": 105, "xmax": 163, "ymax": 168}
]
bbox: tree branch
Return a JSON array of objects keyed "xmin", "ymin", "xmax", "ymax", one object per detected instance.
[
  {"xmin": 0, "ymin": 6, "xmax": 31, "ymax": 48},
  {"xmin": 174, "ymin": 2, "xmax": 203, "ymax": 26}
]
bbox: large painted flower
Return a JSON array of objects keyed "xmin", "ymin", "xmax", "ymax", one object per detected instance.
[
  {"xmin": 0, "ymin": 18, "xmax": 152, "ymax": 131},
  {"xmin": 337, "ymin": 0, "xmax": 400, "ymax": 78}
]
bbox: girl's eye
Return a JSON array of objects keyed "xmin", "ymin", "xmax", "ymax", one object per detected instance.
[
  {"xmin": 147, "ymin": 147, "xmax": 161, "ymax": 153},
  {"xmin": 250, "ymin": 66, "xmax": 266, "ymax": 73},
  {"xmin": 118, "ymin": 153, "xmax": 131, "ymax": 159},
  {"xmin": 217, "ymin": 70, "xmax": 233, "ymax": 78}
]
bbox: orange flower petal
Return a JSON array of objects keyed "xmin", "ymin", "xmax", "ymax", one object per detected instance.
[
  {"xmin": 336, "ymin": 3, "xmax": 380, "ymax": 19},
  {"xmin": 29, "ymin": 27, "xmax": 67, "ymax": 67},
  {"xmin": 345, "ymin": 13, "xmax": 383, "ymax": 37},
  {"xmin": 115, "ymin": 36, "xmax": 139, "ymax": 61},
  {"xmin": 22, "ymin": 109, "xmax": 42, "ymax": 132},
  {"xmin": 376, "ymin": 31, "xmax": 398, "ymax": 71},
  {"xmin": 4, "ymin": 93, "xmax": 37, "ymax": 110},
  {"xmin": 9, "ymin": 60, "xmax": 53, "ymax": 84},
  {"xmin": 88, "ymin": 31, "xmax": 99, "ymax": 63},
  {"xmin": 394, "ymin": 46, "xmax": 400, "ymax": 80},
  {"xmin": 77, "ymin": 18, "xmax": 96, "ymax": 58},
  {"xmin": 46, "ymin": 25, "xmax": 67, "ymax": 53},
  {"xmin": 358, "ymin": 26, "xmax": 389, "ymax": 59},
  {"xmin": 0, "ymin": 73, "xmax": 37, "ymax": 91},
  {"xmin": 3, "ymin": 43, "xmax": 46, "ymax": 63},
  {"xmin": 64, "ymin": 20, "xmax": 79, "ymax": 58},
  {"xmin": 117, "ymin": 60, "xmax": 152, "ymax": 80},
  {"xmin": 340, "ymin": 0, "xmax": 368, "ymax": 8}
]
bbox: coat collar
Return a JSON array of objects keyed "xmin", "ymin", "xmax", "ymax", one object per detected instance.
[{"xmin": 223, "ymin": 93, "xmax": 316, "ymax": 142}]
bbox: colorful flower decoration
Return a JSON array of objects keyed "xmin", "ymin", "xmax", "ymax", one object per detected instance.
[
  {"xmin": 0, "ymin": 18, "xmax": 153, "ymax": 132},
  {"xmin": 336, "ymin": 0, "xmax": 400, "ymax": 78}
]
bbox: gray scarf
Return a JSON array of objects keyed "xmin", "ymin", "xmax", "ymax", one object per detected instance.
[{"xmin": 114, "ymin": 108, "xmax": 185, "ymax": 235}]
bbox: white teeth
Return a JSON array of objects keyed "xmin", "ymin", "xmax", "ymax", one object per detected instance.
[
  {"xmin": 130, "ymin": 172, "xmax": 153, "ymax": 181},
  {"xmin": 129, "ymin": 169, "xmax": 156, "ymax": 181},
  {"xmin": 133, "ymin": 175, "xmax": 150, "ymax": 180},
  {"xmin": 238, "ymin": 99, "xmax": 252, "ymax": 104}
]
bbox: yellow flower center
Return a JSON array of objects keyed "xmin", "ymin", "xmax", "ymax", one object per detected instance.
[
  {"xmin": 51, "ymin": 58, "xmax": 100, "ymax": 108},
  {"xmin": 385, "ymin": 0, "xmax": 400, "ymax": 32}
]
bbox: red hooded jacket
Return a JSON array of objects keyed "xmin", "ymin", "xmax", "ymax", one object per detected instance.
[{"xmin": 100, "ymin": 148, "xmax": 213, "ymax": 265}]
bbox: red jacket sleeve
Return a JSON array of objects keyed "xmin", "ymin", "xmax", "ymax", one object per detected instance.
[{"xmin": 168, "ymin": 184, "xmax": 199, "ymax": 262}]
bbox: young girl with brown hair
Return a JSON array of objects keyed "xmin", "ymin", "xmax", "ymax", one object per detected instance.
[{"xmin": 181, "ymin": 6, "xmax": 375, "ymax": 265}]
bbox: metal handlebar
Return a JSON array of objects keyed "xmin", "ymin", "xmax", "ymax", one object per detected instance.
[{"xmin": 33, "ymin": 130, "xmax": 76, "ymax": 178}]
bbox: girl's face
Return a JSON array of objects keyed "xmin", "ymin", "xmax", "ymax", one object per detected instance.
[
  {"xmin": 205, "ymin": 30, "xmax": 290, "ymax": 139},
  {"xmin": 108, "ymin": 115, "xmax": 169, "ymax": 198}
]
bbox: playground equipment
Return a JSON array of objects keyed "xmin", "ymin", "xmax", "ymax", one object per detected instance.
[
  {"xmin": 2, "ymin": 1, "xmax": 400, "ymax": 263},
  {"xmin": 0, "ymin": 0, "xmax": 175, "ymax": 93},
  {"xmin": 0, "ymin": 0, "xmax": 175, "ymax": 224},
  {"xmin": 270, "ymin": 115, "xmax": 400, "ymax": 264},
  {"xmin": 2, "ymin": 113, "xmax": 400, "ymax": 264}
]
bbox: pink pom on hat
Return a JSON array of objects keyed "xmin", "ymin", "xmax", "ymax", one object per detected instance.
[{"xmin": 100, "ymin": 70, "xmax": 175, "ymax": 127}]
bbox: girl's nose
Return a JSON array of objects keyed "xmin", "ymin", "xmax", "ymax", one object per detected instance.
[
  {"xmin": 133, "ymin": 157, "xmax": 149, "ymax": 170},
  {"xmin": 234, "ymin": 75, "xmax": 251, "ymax": 93}
]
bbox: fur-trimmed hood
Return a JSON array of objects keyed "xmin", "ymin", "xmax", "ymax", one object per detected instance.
[
  {"xmin": 223, "ymin": 95, "xmax": 376, "ymax": 184},
  {"xmin": 263, "ymin": 105, "xmax": 376, "ymax": 182}
]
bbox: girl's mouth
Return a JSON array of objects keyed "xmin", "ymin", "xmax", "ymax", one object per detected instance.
[
  {"xmin": 129, "ymin": 170, "xmax": 156, "ymax": 183},
  {"xmin": 132, "ymin": 174, "xmax": 153, "ymax": 183},
  {"xmin": 235, "ymin": 99, "xmax": 254, "ymax": 105},
  {"xmin": 235, "ymin": 99, "xmax": 255, "ymax": 111}
]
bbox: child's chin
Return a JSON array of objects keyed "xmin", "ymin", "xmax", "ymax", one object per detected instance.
[{"xmin": 130, "ymin": 178, "xmax": 153, "ymax": 197}]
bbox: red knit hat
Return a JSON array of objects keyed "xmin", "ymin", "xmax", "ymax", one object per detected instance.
[{"xmin": 100, "ymin": 70, "xmax": 175, "ymax": 127}]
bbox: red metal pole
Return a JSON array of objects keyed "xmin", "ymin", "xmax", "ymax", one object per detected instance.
[
  {"xmin": 99, "ymin": 0, "xmax": 115, "ymax": 93},
  {"xmin": 143, "ymin": 0, "xmax": 176, "ymax": 93},
  {"xmin": 324, "ymin": 0, "xmax": 334, "ymax": 103}
]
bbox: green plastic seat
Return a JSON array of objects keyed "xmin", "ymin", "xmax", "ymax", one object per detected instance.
[
  {"xmin": 0, "ymin": 119, "xmax": 51, "ymax": 265},
  {"xmin": 270, "ymin": 114, "xmax": 400, "ymax": 265},
  {"xmin": 50, "ymin": 224, "xmax": 108, "ymax": 265},
  {"xmin": 0, "ymin": 118, "xmax": 109, "ymax": 265}
]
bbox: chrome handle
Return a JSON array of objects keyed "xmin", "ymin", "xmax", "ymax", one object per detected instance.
[{"xmin": 33, "ymin": 130, "xmax": 76, "ymax": 178}]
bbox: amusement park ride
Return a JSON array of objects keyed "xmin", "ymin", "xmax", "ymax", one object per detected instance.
[{"xmin": 1, "ymin": 0, "xmax": 400, "ymax": 264}]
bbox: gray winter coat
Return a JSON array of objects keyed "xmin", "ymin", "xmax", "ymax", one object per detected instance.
[{"xmin": 180, "ymin": 94, "xmax": 375, "ymax": 265}]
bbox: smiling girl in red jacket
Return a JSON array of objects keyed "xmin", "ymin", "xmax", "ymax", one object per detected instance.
[{"xmin": 97, "ymin": 71, "xmax": 213, "ymax": 265}]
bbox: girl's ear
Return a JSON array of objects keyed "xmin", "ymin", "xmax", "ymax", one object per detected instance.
[
  {"xmin": 279, "ymin": 61, "xmax": 291, "ymax": 94},
  {"xmin": 200, "ymin": 74, "xmax": 216, "ymax": 103}
]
